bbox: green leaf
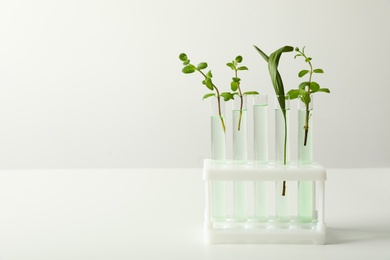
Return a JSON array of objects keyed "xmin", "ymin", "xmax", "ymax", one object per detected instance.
[
  {"xmin": 182, "ymin": 64, "xmax": 196, "ymax": 74},
  {"xmin": 205, "ymin": 78, "xmax": 213, "ymax": 90},
  {"xmin": 197, "ymin": 62, "xmax": 207, "ymax": 70},
  {"xmin": 294, "ymin": 54, "xmax": 301, "ymax": 59},
  {"xmin": 202, "ymin": 93, "xmax": 215, "ymax": 100},
  {"xmin": 206, "ymin": 70, "xmax": 213, "ymax": 78},
  {"xmin": 226, "ymin": 62, "xmax": 235, "ymax": 70},
  {"xmin": 182, "ymin": 60, "xmax": 190, "ymax": 66},
  {"xmin": 231, "ymin": 81, "xmax": 239, "ymax": 91},
  {"xmin": 254, "ymin": 45, "xmax": 293, "ymax": 116},
  {"xmin": 220, "ymin": 92, "xmax": 234, "ymax": 101},
  {"xmin": 232, "ymin": 77, "xmax": 240, "ymax": 82},
  {"xmin": 267, "ymin": 46, "xmax": 294, "ymax": 112},
  {"xmin": 298, "ymin": 70, "xmax": 309, "ymax": 78},
  {"xmin": 309, "ymin": 82, "xmax": 320, "ymax": 92},
  {"xmin": 287, "ymin": 89, "xmax": 300, "ymax": 100},
  {"xmin": 317, "ymin": 88, "xmax": 330, "ymax": 93},
  {"xmin": 253, "ymin": 45, "xmax": 269, "ymax": 62},
  {"xmin": 305, "ymin": 57, "xmax": 312, "ymax": 62},
  {"xmin": 237, "ymin": 66, "xmax": 248, "ymax": 71},
  {"xmin": 235, "ymin": 56, "xmax": 243, "ymax": 63},
  {"xmin": 179, "ymin": 53, "xmax": 188, "ymax": 61},
  {"xmin": 299, "ymin": 81, "xmax": 309, "ymax": 89},
  {"xmin": 313, "ymin": 68, "xmax": 324, "ymax": 73},
  {"xmin": 243, "ymin": 91, "xmax": 259, "ymax": 95},
  {"xmin": 300, "ymin": 92, "xmax": 311, "ymax": 105}
]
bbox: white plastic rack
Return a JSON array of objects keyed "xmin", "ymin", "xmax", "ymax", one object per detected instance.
[{"xmin": 203, "ymin": 159, "xmax": 327, "ymax": 244}]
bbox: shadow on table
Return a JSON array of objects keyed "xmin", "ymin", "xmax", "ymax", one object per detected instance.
[{"xmin": 327, "ymin": 226, "xmax": 390, "ymax": 245}]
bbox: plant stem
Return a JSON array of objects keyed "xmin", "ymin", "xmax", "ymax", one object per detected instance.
[
  {"xmin": 282, "ymin": 110, "xmax": 287, "ymax": 196},
  {"xmin": 303, "ymin": 55, "xmax": 313, "ymax": 146},
  {"xmin": 236, "ymin": 70, "xmax": 243, "ymax": 131},
  {"xmin": 215, "ymin": 87, "xmax": 226, "ymax": 133},
  {"xmin": 304, "ymin": 107, "xmax": 310, "ymax": 146},
  {"xmin": 198, "ymin": 70, "xmax": 226, "ymax": 133}
]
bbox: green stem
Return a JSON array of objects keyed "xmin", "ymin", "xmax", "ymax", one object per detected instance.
[
  {"xmin": 238, "ymin": 93, "xmax": 243, "ymax": 131},
  {"xmin": 215, "ymin": 88, "xmax": 226, "ymax": 133},
  {"xmin": 301, "ymin": 50, "xmax": 313, "ymax": 147},
  {"xmin": 304, "ymin": 107, "xmax": 310, "ymax": 146},
  {"xmin": 236, "ymin": 70, "xmax": 243, "ymax": 131},
  {"xmin": 282, "ymin": 110, "xmax": 287, "ymax": 196},
  {"xmin": 199, "ymin": 70, "xmax": 226, "ymax": 133}
]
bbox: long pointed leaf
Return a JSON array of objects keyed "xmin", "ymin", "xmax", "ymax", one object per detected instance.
[
  {"xmin": 253, "ymin": 45, "xmax": 269, "ymax": 62},
  {"xmin": 267, "ymin": 46, "xmax": 294, "ymax": 112}
]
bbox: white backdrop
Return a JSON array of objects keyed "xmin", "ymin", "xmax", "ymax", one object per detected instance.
[{"xmin": 0, "ymin": 0, "xmax": 389, "ymax": 169}]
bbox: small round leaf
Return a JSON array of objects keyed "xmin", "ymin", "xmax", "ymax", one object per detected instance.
[
  {"xmin": 226, "ymin": 62, "xmax": 235, "ymax": 70},
  {"xmin": 313, "ymin": 68, "xmax": 324, "ymax": 73},
  {"xmin": 244, "ymin": 91, "xmax": 259, "ymax": 95},
  {"xmin": 237, "ymin": 66, "xmax": 248, "ymax": 71},
  {"xmin": 202, "ymin": 93, "xmax": 216, "ymax": 100},
  {"xmin": 231, "ymin": 81, "xmax": 238, "ymax": 91},
  {"xmin": 197, "ymin": 62, "xmax": 207, "ymax": 70},
  {"xmin": 205, "ymin": 78, "xmax": 213, "ymax": 90},
  {"xmin": 298, "ymin": 70, "xmax": 309, "ymax": 78},
  {"xmin": 182, "ymin": 65, "xmax": 196, "ymax": 74},
  {"xmin": 287, "ymin": 89, "xmax": 300, "ymax": 100},
  {"xmin": 179, "ymin": 53, "xmax": 188, "ymax": 61},
  {"xmin": 309, "ymin": 82, "xmax": 320, "ymax": 92}
]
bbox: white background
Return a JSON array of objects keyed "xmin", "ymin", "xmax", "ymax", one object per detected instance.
[{"xmin": 1, "ymin": 0, "xmax": 390, "ymax": 169}]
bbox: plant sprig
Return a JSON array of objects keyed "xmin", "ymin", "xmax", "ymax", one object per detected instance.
[
  {"xmin": 287, "ymin": 47, "xmax": 330, "ymax": 146},
  {"xmin": 226, "ymin": 55, "xmax": 259, "ymax": 131},
  {"xmin": 179, "ymin": 53, "xmax": 231, "ymax": 133}
]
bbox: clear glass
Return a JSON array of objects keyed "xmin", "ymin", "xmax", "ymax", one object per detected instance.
[
  {"xmin": 298, "ymin": 180, "xmax": 314, "ymax": 223},
  {"xmin": 233, "ymin": 96, "xmax": 247, "ymax": 162},
  {"xmin": 275, "ymin": 95, "xmax": 290, "ymax": 165},
  {"xmin": 253, "ymin": 95, "xmax": 268, "ymax": 221},
  {"xmin": 234, "ymin": 181, "xmax": 248, "ymax": 221},
  {"xmin": 232, "ymin": 96, "xmax": 248, "ymax": 221},
  {"xmin": 212, "ymin": 181, "xmax": 227, "ymax": 222},
  {"xmin": 253, "ymin": 95, "xmax": 268, "ymax": 163},
  {"xmin": 210, "ymin": 97, "xmax": 226, "ymax": 221},
  {"xmin": 298, "ymin": 95, "xmax": 314, "ymax": 222},
  {"xmin": 298, "ymin": 96, "xmax": 313, "ymax": 164},
  {"xmin": 276, "ymin": 181, "xmax": 290, "ymax": 222},
  {"xmin": 275, "ymin": 95, "xmax": 290, "ymax": 222},
  {"xmin": 210, "ymin": 97, "xmax": 226, "ymax": 161},
  {"xmin": 254, "ymin": 181, "xmax": 268, "ymax": 222}
]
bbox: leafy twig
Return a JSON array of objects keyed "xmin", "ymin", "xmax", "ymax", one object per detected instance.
[
  {"xmin": 226, "ymin": 55, "xmax": 259, "ymax": 131},
  {"xmin": 179, "ymin": 53, "xmax": 233, "ymax": 133},
  {"xmin": 287, "ymin": 47, "xmax": 330, "ymax": 146}
]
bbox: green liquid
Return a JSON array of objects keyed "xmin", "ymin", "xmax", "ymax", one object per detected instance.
[
  {"xmin": 212, "ymin": 181, "xmax": 226, "ymax": 221},
  {"xmin": 254, "ymin": 181, "xmax": 268, "ymax": 221},
  {"xmin": 298, "ymin": 109, "xmax": 313, "ymax": 164},
  {"xmin": 234, "ymin": 181, "xmax": 247, "ymax": 221},
  {"xmin": 233, "ymin": 110, "xmax": 247, "ymax": 162},
  {"xmin": 211, "ymin": 116, "xmax": 226, "ymax": 161},
  {"xmin": 276, "ymin": 181, "xmax": 289, "ymax": 222},
  {"xmin": 210, "ymin": 116, "xmax": 227, "ymax": 221},
  {"xmin": 232, "ymin": 110, "xmax": 247, "ymax": 221},
  {"xmin": 298, "ymin": 181, "xmax": 314, "ymax": 223},
  {"xmin": 275, "ymin": 109, "xmax": 290, "ymax": 165},
  {"xmin": 253, "ymin": 104, "xmax": 268, "ymax": 163},
  {"xmin": 298, "ymin": 109, "xmax": 314, "ymax": 222}
]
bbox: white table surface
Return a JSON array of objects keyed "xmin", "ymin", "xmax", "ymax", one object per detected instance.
[{"xmin": 0, "ymin": 167, "xmax": 389, "ymax": 260}]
